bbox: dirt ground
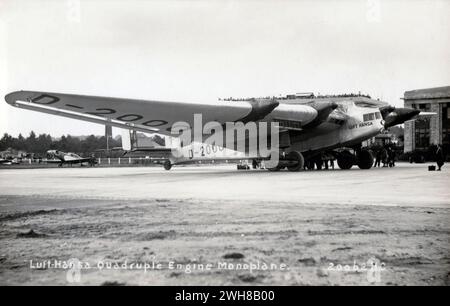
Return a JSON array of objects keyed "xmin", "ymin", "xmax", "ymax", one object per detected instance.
[{"xmin": 0, "ymin": 163, "xmax": 449, "ymax": 285}]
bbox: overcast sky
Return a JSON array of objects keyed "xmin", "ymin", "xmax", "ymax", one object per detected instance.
[{"xmin": 1, "ymin": 0, "xmax": 449, "ymax": 137}]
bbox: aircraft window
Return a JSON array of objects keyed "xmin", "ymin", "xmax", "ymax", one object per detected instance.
[
  {"xmin": 375, "ymin": 112, "xmax": 382, "ymax": 119},
  {"xmin": 364, "ymin": 113, "xmax": 376, "ymax": 121}
]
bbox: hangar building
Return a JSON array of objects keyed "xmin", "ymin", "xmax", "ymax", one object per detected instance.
[{"xmin": 403, "ymin": 86, "xmax": 450, "ymax": 155}]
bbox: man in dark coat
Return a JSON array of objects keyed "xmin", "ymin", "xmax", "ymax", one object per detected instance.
[
  {"xmin": 381, "ymin": 147, "xmax": 388, "ymax": 167},
  {"xmin": 375, "ymin": 149, "xmax": 382, "ymax": 168},
  {"xmin": 389, "ymin": 148, "xmax": 396, "ymax": 167},
  {"xmin": 436, "ymin": 144, "xmax": 445, "ymax": 171}
]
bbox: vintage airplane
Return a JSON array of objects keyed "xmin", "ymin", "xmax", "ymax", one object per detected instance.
[
  {"xmin": 46, "ymin": 150, "xmax": 97, "ymax": 167},
  {"xmin": 5, "ymin": 90, "xmax": 421, "ymax": 171},
  {"xmin": 0, "ymin": 158, "xmax": 17, "ymax": 165}
]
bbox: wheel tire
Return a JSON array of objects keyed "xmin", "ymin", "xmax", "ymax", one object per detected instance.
[
  {"xmin": 337, "ymin": 151, "xmax": 354, "ymax": 170},
  {"xmin": 163, "ymin": 160, "xmax": 172, "ymax": 171},
  {"xmin": 357, "ymin": 150, "xmax": 374, "ymax": 169},
  {"xmin": 286, "ymin": 151, "xmax": 304, "ymax": 172}
]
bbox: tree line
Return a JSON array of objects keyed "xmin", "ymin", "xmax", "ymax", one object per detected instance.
[{"xmin": 0, "ymin": 132, "xmax": 122, "ymax": 156}]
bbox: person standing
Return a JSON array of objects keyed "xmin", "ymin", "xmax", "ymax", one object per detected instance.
[
  {"xmin": 382, "ymin": 147, "xmax": 388, "ymax": 167},
  {"xmin": 436, "ymin": 144, "xmax": 445, "ymax": 171},
  {"xmin": 387, "ymin": 148, "xmax": 392, "ymax": 167},
  {"xmin": 389, "ymin": 148, "xmax": 396, "ymax": 167},
  {"xmin": 375, "ymin": 149, "xmax": 382, "ymax": 168}
]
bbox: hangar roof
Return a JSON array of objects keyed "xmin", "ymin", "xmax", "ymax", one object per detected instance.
[{"xmin": 404, "ymin": 86, "xmax": 450, "ymax": 100}]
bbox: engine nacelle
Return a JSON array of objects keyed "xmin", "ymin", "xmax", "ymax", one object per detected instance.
[
  {"xmin": 383, "ymin": 107, "xmax": 420, "ymax": 128},
  {"xmin": 268, "ymin": 104, "xmax": 318, "ymax": 128}
]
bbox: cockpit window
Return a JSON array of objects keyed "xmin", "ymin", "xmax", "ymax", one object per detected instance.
[{"xmin": 363, "ymin": 112, "xmax": 379, "ymax": 122}]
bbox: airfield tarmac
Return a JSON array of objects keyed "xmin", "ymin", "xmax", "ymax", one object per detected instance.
[{"xmin": 0, "ymin": 163, "xmax": 449, "ymax": 285}]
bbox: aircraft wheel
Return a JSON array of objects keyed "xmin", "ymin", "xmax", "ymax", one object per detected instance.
[
  {"xmin": 163, "ymin": 160, "xmax": 172, "ymax": 171},
  {"xmin": 337, "ymin": 150, "xmax": 354, "ymax": 170},
  {"xmin": 357, "ymin": 150, "xmax": 374, "ymax": 169},
  {"xmin": 286, "ymin": 151, "xmax": 304, "ymax": 172}
]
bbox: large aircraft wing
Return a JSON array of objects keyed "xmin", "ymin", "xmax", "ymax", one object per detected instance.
[
  {"xmin": 415, "ymin": 111, "xmax": 436, "ymax": 117},
  {"xmin": 5, "ymin": 90, "xmax": 339, "ymax": 142},
  {"xmin": 5, "ymin": 90, "xmax": 255, "ymax": 136}
]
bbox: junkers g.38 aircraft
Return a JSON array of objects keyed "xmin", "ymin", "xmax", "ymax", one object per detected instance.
[{"xmin": 5, "ymin": 90, "xmax": 420, "ymax": 171}]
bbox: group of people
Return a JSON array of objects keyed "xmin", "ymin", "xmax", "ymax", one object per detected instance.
[
  {"xmin": 254, "ymin": 144, "xmax": 446, "ymax": 171},
  {"xmin": 374, "ymin": 146, "xmax": 397, "ymax": 168},
  {"xmin": 377, "ymin": 144, "xmax": 446, "ymax": 171}
]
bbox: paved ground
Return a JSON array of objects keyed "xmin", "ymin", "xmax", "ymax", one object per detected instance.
[
  {"xmin": 0, "ymin": 163, "xmax": 449, "ymax": 285},
  {"xmin": 0, "ymin": 162, "xmax": 448, "ymax": 207}
]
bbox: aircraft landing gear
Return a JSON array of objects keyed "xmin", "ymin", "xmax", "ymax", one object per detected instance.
[
  {"xmin": 163, "ymin": 160, "xmax": 172, "ymax": 171},
  {"xmin": 267, "ymin": 151, "xmax": 305, "ymax": 172},
  {"xmin": 286, "ymin": 151, "xmax": 305, "ymax": 172},
  {"xmin": 356, "ymin": 149, "xmax": 374, "ymax": 169},
  {"xmin": 337, "ymin": 150, "xmax": 355, "ymax": 170},
  {"xmin": 337, "ymin": 149, "xmax": 374, "ymax": 170}
]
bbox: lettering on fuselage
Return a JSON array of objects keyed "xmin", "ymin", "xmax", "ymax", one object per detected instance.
[{"xmin": 348, "ymin": 121, "xmax": 374, "ymax": 130}]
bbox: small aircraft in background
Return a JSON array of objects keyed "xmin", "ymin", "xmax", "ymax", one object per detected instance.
[
  {"xmin": 46, "ymin": 150, "xmax": 97, "ymax": 167},
  {"xmin": 0, "ymin": 158, "xmax": 20, "ymax": 165}
]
